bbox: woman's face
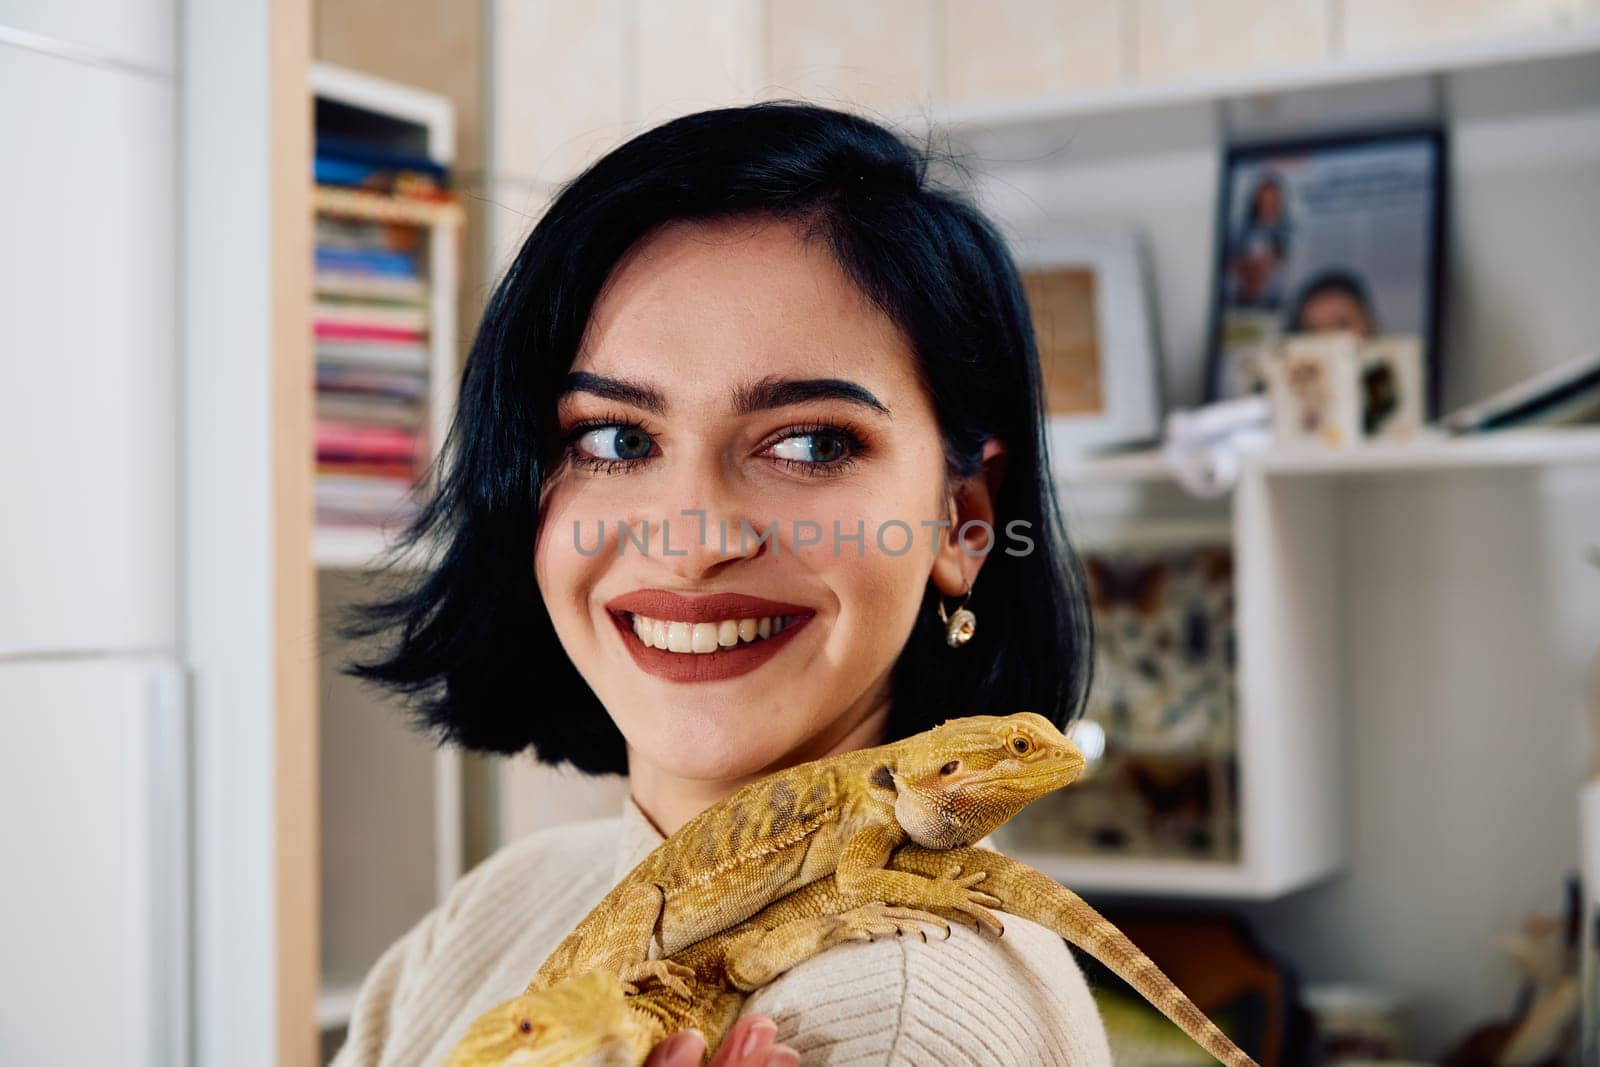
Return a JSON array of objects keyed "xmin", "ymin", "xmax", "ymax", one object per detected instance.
[
  {"xmin": 534, "ymin": 216, "xmax": 984, "ymax": 782},
  {"xmin": 1300, "ymin": 289, "xmax": 1373, "ymax": 336},
  {"xmin": 1255, "ymin": 182, "xmax": 1283, "ymax": 223}
]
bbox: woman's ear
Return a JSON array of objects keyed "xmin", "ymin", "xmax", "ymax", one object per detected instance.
[{"xmin": 930, "ymin": 437, "xmax": 1008, "ymax": 597}]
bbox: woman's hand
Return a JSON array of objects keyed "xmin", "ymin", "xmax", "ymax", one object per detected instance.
[{"xmin": 644, "ymin": 1014, "xmax": 799, "ymax": 1067}]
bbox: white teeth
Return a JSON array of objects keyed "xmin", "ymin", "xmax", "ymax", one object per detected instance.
[
  {"xmin": 666, "ymin": 621, "xmax": 692, "ymax": 653},
  {"xmin": 691, "ymin": 622, "xmax": 720, "ymax": 653},
  {"xmin": 627, "ymin": 612, "xmax": 801, "ymax": 653}
]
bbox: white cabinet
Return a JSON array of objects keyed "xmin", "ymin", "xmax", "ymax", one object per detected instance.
[
  {"xmin": 0, "ymin": 45, "xmax": 176, "ymax": 657},
  {"xmin": 998, "ymin": 431, "xmax": 1600, "ymax": 915},
  {"xmin": 0, "ymin": 657, "xmax": 187, "ymax": 1067}
]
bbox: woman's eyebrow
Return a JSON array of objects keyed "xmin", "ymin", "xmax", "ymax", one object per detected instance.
[
  {"xmin": 732, "ymin": 376, "xmax": 891, "ymax": 417},
  {"xmin": 558, "ymin": 371, "xmax": 667, "ymax": 414}
]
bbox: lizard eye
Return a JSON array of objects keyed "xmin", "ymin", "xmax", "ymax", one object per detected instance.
[
  {"xmin": 517, "ymin": 1019, "xmax": 534, "ymax": 1035},
  {"xmin": 940, "ymin": 760, "xmax": 959, "ymax": 775},
  {"xmin": 1011, "ymin": 737, "xmax": 1031, "ymax": 754}
]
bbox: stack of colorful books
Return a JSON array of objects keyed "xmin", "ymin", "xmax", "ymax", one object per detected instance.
[{"xmin": 312, "ymin": 136, "xmax": 451, "ymax": 532}]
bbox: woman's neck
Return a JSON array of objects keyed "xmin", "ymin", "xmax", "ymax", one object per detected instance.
[{"xmin": 627, "ymin": 699, "xmax": 891, "ymax": 837}]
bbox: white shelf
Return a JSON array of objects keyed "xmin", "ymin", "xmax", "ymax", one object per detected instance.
[
  {"xmin": 1003, "ymin": 849, "xmax": 1329, "ymax": 901},
  {"xmin": 1055, "ymin": 427, "xmax": 1600, "ymax": 486},
  {"xmin": 314, "ymin": 981, "xmax": 360, "ymax": 1031},
  {"xmin": 1254, "ymin": 427, "xmax": 1600, "ymax": 476},
  {"xmin": 908, "ymin": 21, "xmax": 1600, "ymax": 132},
  {"xmin": 1053, "ymin": 447, "xmax": 1177, "ymax": 484},
  {"xmin": 313, "ymin": 527, "xmax": 397, "ymax": 570},
  {"xmin": 1033, "ymin": 417, "xmax": 1600, "ymax": 900},
  {"xmin": 312, "ymin": 525, "xmax": 441, "ymax": 571}
]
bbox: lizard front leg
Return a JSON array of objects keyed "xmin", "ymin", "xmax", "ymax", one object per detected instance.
[
  {"xmin": 587, "ymin": 882, "xmax": 696, "ymax": 998},
  {"xmin": 834, "ymin": 823, "xmax": 1005, "ymax": 935},
  {"xmin": 723, "ymin": 904, "xmax": 951, "ymax": 991}
]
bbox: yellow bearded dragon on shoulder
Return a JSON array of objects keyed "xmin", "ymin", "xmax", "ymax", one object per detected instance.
[
  {"xmin": 447, "ymin": 844, "xmax": 1258, "ymax": 1067},
  {"xmin": 529, "ymin": 713, "xmax": 1085, "ymax": 997}
]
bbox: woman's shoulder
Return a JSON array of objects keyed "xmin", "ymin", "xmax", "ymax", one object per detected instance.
[{"xmin": 742, "ymin": 911, "xmax": 1113, "ymax": 1066}]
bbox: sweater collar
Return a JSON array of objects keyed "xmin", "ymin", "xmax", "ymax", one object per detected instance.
[{"xmin": 613, "ymin": 793, "xmax": 668, "ymax": 884}]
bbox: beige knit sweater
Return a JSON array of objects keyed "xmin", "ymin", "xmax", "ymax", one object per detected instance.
[{"xmin": 330, "ymin": 796, "xmax": 1113, "ymax": 1066}]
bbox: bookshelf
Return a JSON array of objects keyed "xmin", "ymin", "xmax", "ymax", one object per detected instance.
[
  {"xmin": 308, "ymin": 62, "xmax": 464, "ymax": 1045},
  {"xmin": 310, "ymin": 61, "xmax": 461, "ymax": 568}
]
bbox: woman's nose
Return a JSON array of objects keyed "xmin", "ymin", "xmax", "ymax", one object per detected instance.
[{"xmin": 644, "ymin": 468, "xmax": 767, "ymax": 580}]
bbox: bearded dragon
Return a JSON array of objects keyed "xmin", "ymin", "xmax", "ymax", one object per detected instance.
[
  {"xmin": 529, "ymin": 713, "xmax": 1085, "ymax": 997},
  {"xmin": 447, "ymin": 845, "xmax": 1258, "ymax": 1067}
]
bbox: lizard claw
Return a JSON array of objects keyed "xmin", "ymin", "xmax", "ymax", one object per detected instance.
[
  {"xmin": 920, "ymin": 867, "xmax": 1005, "ymax": 937},
  {"xmin": 827, "ymin": 902, "xmax": 951, "ymax": 945},
  {"xmin": 617, "ymin": 959, "xmax": 695, "ymax": 999}
]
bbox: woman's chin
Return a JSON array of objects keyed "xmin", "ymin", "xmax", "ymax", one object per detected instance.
[{"xmin": 629, "ymin": 722, "xmax": 802, "ymax": 784}]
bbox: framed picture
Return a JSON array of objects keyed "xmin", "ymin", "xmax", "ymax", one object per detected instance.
[
  {"xmin": 1014, "ymin": 226, "xmax": 1163, "ymax": 457},
  {"xmin": 1205, "ymin": 127, "xmax": 1446, "ymax": 417}
]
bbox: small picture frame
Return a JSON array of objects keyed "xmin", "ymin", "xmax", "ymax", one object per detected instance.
[
  {"xmin": 1267, "ymin": 334, "xmax": 1362, "ymax": 448},
  {"xmin": 1013, "ymin": 226, "xmax": 1164, "ymax": 457},
  {"xmin": 1206, "ymin": 127, "xmax": 1446, "ymax": 417},
  {"xmin": 1358, "ymin": 336, "xmax": 1425, "ymax": 442}
]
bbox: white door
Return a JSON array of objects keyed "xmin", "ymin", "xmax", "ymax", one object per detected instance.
[{"xmin": 0, "ymin": 656, "xmax": 187, "ymax": 1067}]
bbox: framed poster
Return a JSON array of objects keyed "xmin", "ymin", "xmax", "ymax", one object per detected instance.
[
  {"xmin": 1205, "ymin": 127, "xmax": 1446, "ymax": 417},
  {"xmin": 1014, "ymin": 226, "xmax": 1164, "ymax": 457}
]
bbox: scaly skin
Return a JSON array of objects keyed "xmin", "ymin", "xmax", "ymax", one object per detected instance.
[
  {"xmin": 529, "ymin": 713, "xmax": 1086, "ymax": 997},
  {"xmin": 447, "ymin": 846, "xmax": 1258, "ymax": 1067}
]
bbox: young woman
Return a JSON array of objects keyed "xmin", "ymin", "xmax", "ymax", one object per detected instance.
[{"xmin": 332, "ymin": 101, "xmax": 1109, "ymax": 1067}]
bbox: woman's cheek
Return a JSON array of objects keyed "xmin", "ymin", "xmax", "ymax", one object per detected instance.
[{"xmin": 533, "ymin": 485, "xmax": 613, "ymax": 630}]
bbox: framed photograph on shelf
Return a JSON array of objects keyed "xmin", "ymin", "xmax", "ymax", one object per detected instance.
[
  {"xmin": 1205, "ymin": 127, "xmax": 1446, "ymax": 417},
  {"xmin": 1014, "ymin": 226, "xmax": 1163, "ymax": 458},
  {"xmin": 1006, "ymin": 531, "xmax": 1241, "ymax": 865}
]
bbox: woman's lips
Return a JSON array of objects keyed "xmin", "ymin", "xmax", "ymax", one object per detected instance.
[
  {"xmin": 605, "ymin": 589, "xmax": 812, "ymax": 622},
  {"xmin": 603, "ymin": 590, "xmax": 815, "ymax": 683}
]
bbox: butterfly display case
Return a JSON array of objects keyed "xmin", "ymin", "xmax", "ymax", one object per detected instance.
[
  {"xmin": 996, "ymin": 465, "xmax": 1346, "ymax": 899},
  {"xmin": 1013, "ymin": 540, "xmax": 1242, "ymax": 866}
]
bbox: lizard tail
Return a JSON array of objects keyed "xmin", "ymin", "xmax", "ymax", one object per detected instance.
[{"xmin": 1014, "ymin": 875, "xmax": 1259, "ymax": 1067}]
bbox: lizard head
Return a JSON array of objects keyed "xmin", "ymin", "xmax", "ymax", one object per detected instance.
[
  {"xmin": 443, "ymin": 970, "xmax": 644, "ymax": 1067},
  {"xmin": 883, "ymin": 712, "xmax": 1084, "ymax": 848}
]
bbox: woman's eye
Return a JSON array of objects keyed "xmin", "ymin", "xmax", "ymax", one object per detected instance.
[
  {"xmin": 770, "ymin": 430, "xmax": 851, "ymax": 465},
  {"xmin": 575, "ymin": 425, "xmax": 653, "ymax": 461}
]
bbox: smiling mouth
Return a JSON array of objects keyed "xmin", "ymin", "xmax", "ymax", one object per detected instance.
[
  {"xmin": 622, "ymin": 612, "xmax": 803, "ymax": 653},
  {"xmin": 605, "ymin": 609, "xmax": 814, "ymax": 683}
]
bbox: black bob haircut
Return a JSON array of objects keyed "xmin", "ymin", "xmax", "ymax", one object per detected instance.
[{"xmin": 337, "ymin": 101, "xmax": 1096, "ymax": 775}]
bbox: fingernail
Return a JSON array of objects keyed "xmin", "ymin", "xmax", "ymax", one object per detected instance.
[
  {"xmin": 770, "ymin": 1046, "xmax": 801, "ymax": 1067},
  {"xmin": 662, "ymin": 1028, "xmax": 705, "ymax": 1066},
  {"xmin": 741, "ymin": 1019, "xmax": 777, "ymax": 1057}
]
